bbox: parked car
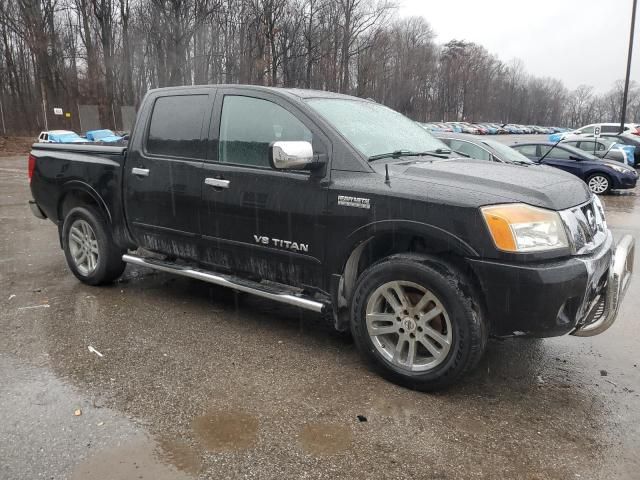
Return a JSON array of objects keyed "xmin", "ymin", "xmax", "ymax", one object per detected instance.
[
  {"xmin": 433, "ymin": 133, "xmax": 533, "ymax": 165},
  {"xmin": 86, "ymin": 129, "xmax": 124, "ymax": 143},
  {"xmin": 561, "ymin": 138, "xmax": 634, "ymax": 166},
  {"xmin": 511, "ymin": 142, "xmax": 638, "ymax": 194},
  {"xmin": 37, "ymin": 130, "xmax": 86, "ymax": 144},
  {"xmin": 594, "ymin": 133, "xmax": 640, "ymax": 167},
  {"xmin": 28, "ymin": 85, "xmax": 635, "ymax": 391},
  {"xmin": 574, "ymin": 123, "xmax": 640, "ymax": 137},
  {"xmin": 551, "ymin": 123, "xmax": 640, "ymax": 142},
  {"xmin": 434, "ymin": 123, "xmax": 454, "ymax": 132}
]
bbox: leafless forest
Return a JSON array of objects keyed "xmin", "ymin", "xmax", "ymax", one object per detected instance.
[{"xmin": 1, "ymin": 0, "xmax": 638, "ymax": 134}]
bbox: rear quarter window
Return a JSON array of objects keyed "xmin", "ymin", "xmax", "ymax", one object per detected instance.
[{"xmin": 146, "ymin": 95, "xmax": 208, "ymax": 159}]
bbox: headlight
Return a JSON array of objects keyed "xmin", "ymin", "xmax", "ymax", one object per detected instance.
[
  {"xmin": 610, "ymin": 164, "xmax": 631, "ymax": 174},
  {"xmin": 481, "ymin": 203, "xmax": 569, "ymax": 252}
]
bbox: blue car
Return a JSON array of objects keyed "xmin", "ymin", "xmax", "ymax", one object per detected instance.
[
  {"xmin": 86, "ymin": 129, "xmax": 124, "ymax": 143},
  {"xmin": 511, "ymin": 142, "xmax": 638, "ymax": 194},
  {"xmin": 37, "ymin": 130, "xmax": 87, "ymax": 143}
]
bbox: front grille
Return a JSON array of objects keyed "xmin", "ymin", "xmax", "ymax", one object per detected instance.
[{"xmin": 559, "ymin": 196, "xmax": 608, "ymax": 255}]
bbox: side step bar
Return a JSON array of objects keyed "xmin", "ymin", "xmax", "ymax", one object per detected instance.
[{"xmin": 122, "ymin": 254, "xmax": 327, "ymax": 313}]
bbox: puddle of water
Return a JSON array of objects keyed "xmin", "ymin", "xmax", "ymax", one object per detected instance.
[
  {"xmin": 157, "ymin": 438, "xmax": 203, "ymax": 476},
  {"xmin": 299, "ymin": 423, "xmax": 353, "ymax": 455},
  {"xmin": 192, "ymin": 411, "xmax": 258, "ymax": 451},
  {"xmin": 70, "ymin": 438, "xmax": 194, "ymax": 480}
]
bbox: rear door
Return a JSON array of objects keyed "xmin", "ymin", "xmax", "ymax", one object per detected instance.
[
  {"xmin": 124, "ymin": 89, "xmax": 214, "ymax": 258},
  {"xmin": 199, "ymin": 88, "xmax": 331, "ymax": 289}
]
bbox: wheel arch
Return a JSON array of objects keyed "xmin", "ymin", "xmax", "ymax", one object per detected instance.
[
  {"xmin": 57, "ymin": 181, "xmax": 112, "ymax": 225},
  {"xmin": 331, "ymin": 220, "xmax": 482, "ymax": 330}
]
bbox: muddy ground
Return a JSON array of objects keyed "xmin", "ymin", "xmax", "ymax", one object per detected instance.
[{"xmin": 1, "ymin": 150, "xmax": 639, "ymax": 479}]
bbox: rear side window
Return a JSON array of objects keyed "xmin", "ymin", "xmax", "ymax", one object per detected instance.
[
  {"xmin": 513, "ymin": 144, "xmax": 537, "ymax": 157},
  {"xmin": 447, "ymin": 140, "xmax": 491, "ymax": 161},
  {"xmin": 218, "ymin": 95, "xmax": 312, "ymax": 168},
  {"xmin": 147, "ymin": 95, "xmax": 208, "ymax": 159},
  {"xmin": 601, "ymin": 125, "xmax": 619, "ymax": 133}
]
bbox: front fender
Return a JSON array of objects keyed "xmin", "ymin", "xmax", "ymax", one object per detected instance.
[{"xmin": 336, "ymin": 219, "xmax": 478, "ymax": 273}]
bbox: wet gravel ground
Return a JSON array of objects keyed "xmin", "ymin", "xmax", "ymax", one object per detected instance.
[{"xmin": 1, "ymin": 146, "xmax": 639, "ymax": 479}]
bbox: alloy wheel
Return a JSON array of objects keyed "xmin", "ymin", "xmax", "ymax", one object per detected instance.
[
  {"xmin": 588, "ymin": 175, "xmax": 609, "ymax": 194},
  {"xmin": 365, "ymin": 281, "xmax": 452, "ymax": 372},
  {"xmin": 68, "ymin": 219, "xmax": 99, "ymax": 276}
]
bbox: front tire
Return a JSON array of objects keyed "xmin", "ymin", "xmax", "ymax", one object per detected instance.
[
  {"xmin": 62, "ymin": 206, "xmax": 126, "ymax": 285},
  {"xmin": 587, "ymin": 173, "xmax": 611, "ymax": 195},
  {"xmin": 350, "ymin": 254, "xmax": 487, "ymax": 391}
]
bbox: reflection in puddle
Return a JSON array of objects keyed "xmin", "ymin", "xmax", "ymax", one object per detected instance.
[
  {"xmin": 157, "ymin": 437, "xmax": 202, "ymax": 475},
  {"xmin": 299, "ymin": 423, "xmax": 352, "ymax": 455},
  {"xmin": 192, "ymin": 411, "xmax": 258, "ymax": 451},
  {"xmin": 70, "ymin": 438, "xmax": 193, "ymax": 480}
]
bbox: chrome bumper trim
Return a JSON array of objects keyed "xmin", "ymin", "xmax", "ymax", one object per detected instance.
[{"xmin": 573, "ymin": 234, "xmax": 635, "ymax": 337}]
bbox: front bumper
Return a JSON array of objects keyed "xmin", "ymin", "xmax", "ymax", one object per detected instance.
[
  {"xmin": 572, "ymin": 234, "xmax": 634, "ymax": 336},
  {"xmin": 614, "ymin": 174, "xmax": 638, "ymax": 189},
  {"xmin": 468, "ymin": 232, "xmax": 635, "ymax": 337}
]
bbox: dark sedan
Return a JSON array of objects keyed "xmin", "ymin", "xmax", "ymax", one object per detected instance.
[{"xmin": 511, "ymin": 142, "xmax": 638, "ymax": 194}]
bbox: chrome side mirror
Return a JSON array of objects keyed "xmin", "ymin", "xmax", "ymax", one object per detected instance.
[{"xmin": 269, "ymin": 141, "xmax": 318, "ymax": 170}]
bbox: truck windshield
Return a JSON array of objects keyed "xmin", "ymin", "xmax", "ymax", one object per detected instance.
[{"xmin": 306, "ymin": 98, "xmax": 448, "ymax": 159}]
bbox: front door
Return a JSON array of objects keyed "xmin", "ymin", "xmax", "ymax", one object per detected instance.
[
  {"xmin": 199, "ymin": 89, "xmax": 330, "ymax": 290},
  {"xmin": 539, "ymin": 145, "xmax": 583, "ymax": 177},
  {"xmin": 124, "ymin": 89, "xmax": 214, "ymax": 258}
]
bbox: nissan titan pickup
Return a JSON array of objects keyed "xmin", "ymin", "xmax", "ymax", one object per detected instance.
[{"xmin": 28, "ymin": 86, "xmax": 635, "ymax": 390}]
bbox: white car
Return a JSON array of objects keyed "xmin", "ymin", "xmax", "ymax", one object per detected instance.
[
  {"xmin": 572, "ymin": 123, "xmax": 640, "ymax": 136},
  {"xmin": 37, "ymin": 130, "xmax": 87, "ymax": 143}
]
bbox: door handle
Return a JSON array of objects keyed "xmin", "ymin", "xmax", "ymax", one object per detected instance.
[
  {"xmin": 204, "ymin": 178, "xmax": 230, "ymax": 189},
  {"xmin": 132, "ymin": 167, "xmax": 150, "ymax": 177}
]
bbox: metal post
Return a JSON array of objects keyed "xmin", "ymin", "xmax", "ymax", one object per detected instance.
[
  {"xmin": 111, "ymin": 103, "xmax": 117, "ymax": 131},
  {"xmin": 620, "ymin": 0, "xmax": 637, "ymax": 133},
  {"xmin": 0, "ymin": 99, "xmax": 6, "ymax": 135},
  {"xmin": 77, "ymin": 103, "xmax": 82, "ymax": 133},
  {"xmin": 42, "ymin": 99, "xmax": 48, "ymax": 131}
]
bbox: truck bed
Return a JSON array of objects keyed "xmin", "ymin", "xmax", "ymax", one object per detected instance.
[{"xmin": 29, "ymin": 142, "xmax": 130, "ymax": 247}]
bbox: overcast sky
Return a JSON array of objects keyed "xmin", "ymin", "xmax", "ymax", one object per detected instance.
[{"xmin": 398, "ymin": 0, "xmax": 639, "ymax": 93}]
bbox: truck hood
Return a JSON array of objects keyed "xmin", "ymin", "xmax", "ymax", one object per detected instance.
[{"xmin": 376, "ymin": 158, "xmax": 591, "ymax": 211}]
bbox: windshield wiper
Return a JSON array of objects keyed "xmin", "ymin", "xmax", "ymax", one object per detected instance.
[{"xmin": 368, "ymin": 149, "xmax": 451, "ymax": 162}]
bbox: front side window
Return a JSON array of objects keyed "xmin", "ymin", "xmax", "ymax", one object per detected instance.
[
  {"xmin": 147, "ymin": 95, "xmax": 208, "ymax": 159},
  {"xmin": 579, "ymin": 125, "xmax": 595, "ymax": 134},
  {"xmin": 218, "ymin": 96, "xmax": 312, "ymax": 168},
  {"xmin": 578, "ymin": 141, "xmax": 605, "ymax": 152},
  {"xmin": 307, "ymin": 98, "xmax": 448, "ymax": 158},
  {"xmin": 540, "ymin": 146, "xmax": 578, "ymax": 160}
]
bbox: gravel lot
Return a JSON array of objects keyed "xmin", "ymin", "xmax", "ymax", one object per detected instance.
[{"xmin": 1, "ymin": 143, "xmax": 639, "ymax": 479}]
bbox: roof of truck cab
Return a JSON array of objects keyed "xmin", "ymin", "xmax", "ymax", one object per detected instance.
[{"xmin": 146, "ymin": 84, "xmax": 368, "ymax": 102}]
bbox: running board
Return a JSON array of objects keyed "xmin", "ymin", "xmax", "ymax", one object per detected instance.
[{"xmin": 122, "ymin": 254, "xmax": 326, "ymax": 313}]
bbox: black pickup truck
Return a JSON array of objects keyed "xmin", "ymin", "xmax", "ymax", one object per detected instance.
[{"xmin": 28, "ymin": 85, "xmax": 635, "ymax": 390}]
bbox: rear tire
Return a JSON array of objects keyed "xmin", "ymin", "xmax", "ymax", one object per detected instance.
[
  {"xmin": 350, "ymin": 254, "xmax": 487, "ymax": 391},
  {"xmin": 586, "ymin": 173, "xmax": 611, "ymax": 195},
  {"xmin": 62, "ymin": 206, "xmax": 126, "ymax": 285}
]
